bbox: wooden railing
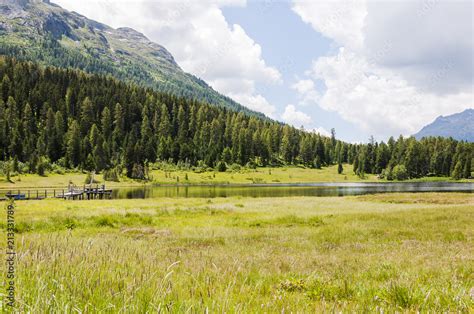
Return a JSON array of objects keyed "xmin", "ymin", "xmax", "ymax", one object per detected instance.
[{"xmin": 0, "ymin": 185, "xmax": 113, "ymax": 201}]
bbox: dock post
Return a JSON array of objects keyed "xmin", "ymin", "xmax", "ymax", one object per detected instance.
[
  {"xmin": 36, "ymin": 190, "xmax": 39, "ymax": 199},
  {"xmin": 28, "ymin": 190, "xmax": 30, "ymax": 200}
]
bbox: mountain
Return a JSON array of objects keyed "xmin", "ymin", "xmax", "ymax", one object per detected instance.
[
  {"xmin": 414, "ymin": 109, "xmax": 474, "ymax": 142},
  {"xmin": 0, "ymin": 0, "xmax": 264, "ymax": 117}
]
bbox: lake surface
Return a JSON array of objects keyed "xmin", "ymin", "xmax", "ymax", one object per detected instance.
[{"xmin": 113, "ymin": 182, "xmax": 473, "ymax": 199}]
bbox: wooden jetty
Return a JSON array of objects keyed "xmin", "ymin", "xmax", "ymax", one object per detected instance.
[{"xmin": 0, "ymin": 184, "xmax": 113, "ymax": 201}]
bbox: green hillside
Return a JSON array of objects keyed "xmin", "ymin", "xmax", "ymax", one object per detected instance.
[{"xmin": 0, "ymin": 0, "xmax": 265, "ymax": 117}]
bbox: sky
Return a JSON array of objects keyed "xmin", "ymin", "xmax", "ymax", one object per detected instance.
[{"xmin": 51, "ymin": 0, "xmax": 473, "ymax": 143}]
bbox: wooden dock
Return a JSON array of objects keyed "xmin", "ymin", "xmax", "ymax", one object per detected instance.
[{"xmin": 0, "ymin": 184, "xmax": 113, "ymax": 201}]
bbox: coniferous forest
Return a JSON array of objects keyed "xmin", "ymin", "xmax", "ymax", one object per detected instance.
[{"xmin": 0, "ymin": 56, "xmax": 472, "ymax": 180}]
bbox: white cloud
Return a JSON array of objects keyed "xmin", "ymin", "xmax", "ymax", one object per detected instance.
[
  {"xmin": 52, "ymin": 0, "xmax": 281, "ymax": 116},
  {"xmin": 311, "ymin": 127, "xmax": 331, "ymax": 137},
  {"xmin": 228, "ymin": 91, "xmax": 277, "ymax": 118},
  {"xmin": 292, "ymin": 79, "xmax": 314, "ymax": 95},
  {"xmin": 292, "ymin": 0, "xmax": 473, "ymax": 137},
  {"xmin": 281, "ymin": 104, "xmax": 312, "ymax": 127},
  {"xmin": 291, "ymin": 79, "xmax": 320, "ymax": 106},
  {"xmin": 292, "ymin": 0, "xmax": 367, "ymax": 50},
  {"xmin": 309, "ymin": 48, "xmax": 472, "ymax": 136},
  {"xmin": 363, "ymin": 1, "xmax": 473, "ymax": 94}
]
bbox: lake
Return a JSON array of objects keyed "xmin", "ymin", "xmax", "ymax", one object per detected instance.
[{"xmin": 112, "ymin": 182, "xmax": 474, "ymax": 199}]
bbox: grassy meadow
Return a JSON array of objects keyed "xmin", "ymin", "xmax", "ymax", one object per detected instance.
[
  {"xmin": 1, "ymin": 163, "xmax": 469, "ymax": 190},
  {"xmin": 0, "ymin": 164, "xmax": 372, "ymax": 189},
  {"xmin": 1, "ymin": 193, "xmax": 473, "ymax": 312}
]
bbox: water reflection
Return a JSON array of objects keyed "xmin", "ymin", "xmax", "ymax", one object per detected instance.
[{"xmin": 112, "ymin": 182, "xmax": 474, "ymax": 199}]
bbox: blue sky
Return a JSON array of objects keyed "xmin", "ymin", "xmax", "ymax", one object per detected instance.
[
  {"xmin": 222, "ymin": 0, "xmax": 366, "ymax": 142},
  {"xmin": 53, "ymin": 0, "xmax": 473, "ymax": 143}
]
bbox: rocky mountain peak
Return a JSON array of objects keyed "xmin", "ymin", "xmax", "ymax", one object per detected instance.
[
  {"xmin": 414, "ymin": 109, "xmax": 474, "ymax": 142},
  {"xmin": 116, "ymin": 27, "xmax": 148, "ymax": 40},
  {"xmin": 0, "ymin": 0, "xmax": 49, "ymax": 6}
]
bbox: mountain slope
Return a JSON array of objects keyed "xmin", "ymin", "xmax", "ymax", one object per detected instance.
[
  {"xmin": 414, "ymin": 109, "xmax": 474, "ymax": 142},
  {"xmin": 0, "ymin": 0, "xmax": 264, "ymax": 117}
]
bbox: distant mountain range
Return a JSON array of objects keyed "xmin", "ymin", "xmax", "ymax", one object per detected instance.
[
  {"xmin": 0, "ymin": 0, "xmax": 264, "ymax": 117},
  {"xmin": 414, "ymin": 109, "xmax": 474, "ymax": 142}
]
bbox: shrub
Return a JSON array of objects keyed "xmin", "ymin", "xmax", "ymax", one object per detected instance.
[
  {"xmin": 229, "ymin": 163, "xmax": 241, "ymax": 172},
  {"xmin": 131, "ymin": 163, "xmax": 146, "ymax": 180},
  {"xmin": 12, "ymin": 157, "xmax": 19, "ymax": 172},
  {"xmin": 246, "ymin": 160, "xmax": 257, "ymax": 169},
  {"xmin": 56, "ymin": 157, "xmax": 67, "ymax": 168},
  {"xmin": 84, "ymin": 172, "xmax": 100, "ymax": 184},
  {"xmin": 313, "ymin": 156, "xmax": 322, "ymax": 169},
  {"xmin": 393, "ymin": 164, "xmax": 409, "ymax": 181},
  {"xmin": 51, "ymin": 162, "xmax": 66, "ymax": 174},
  {"xmin": 381, "ymin": 167, "xmax": 394, "ymax": 180},
  {"xmin": 36, "ymin": 156, "xmax": 51, "ymax": 176},
  {"xmin": 216, "ymin": 161, "xmax": 227, "ymax": 172},
  {"xmin": 17, "ymin": 161, "xmax": 29, "ymax": 174},
  {"xmin": 193, "ymin": 160, "xmax": 208, "ymax": 173},
  {"xmin": 103, "ymin": 168, "xmax": 120, "ymax": 182},
  {"xmin": 1, "ymin": 160, "xmax": 12, "ymax": 182}
]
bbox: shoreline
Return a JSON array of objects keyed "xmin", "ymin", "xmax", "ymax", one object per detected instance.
[{"xmin": 0, "ymin": 180, "xmax": 473, "ymax": 190}]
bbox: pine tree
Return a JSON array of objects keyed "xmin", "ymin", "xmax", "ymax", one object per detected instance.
[
  {"xmin": 463, "ymin": 156, "xmax": 471, "ymax": 179},
  {"xmin": 451, "ymin": 160, "xmax": 463, "ymax": 180},
  {"xmin": 80, "ymin": 97, "xmax": 94, "ymax": 136},
  {"xmin": 158, "ymin": 104, "xmax": 171, "ymax": 138},
  {"xmin": 66, "ymin": 120, "xmax": 81, "ymax": 167},
  {"xmin": 281, "ymin": 126, "xmax": 293, "ymax": 163},
  {"xmin": 375, "ymin": 142, "xmax": 390, "ymax": 174},
  {"xmin": 338, "ymin": 161, "xmax": 343, "ymax": 174},
  {"xmin": 92, "ymin": 134, "xmax": 107, "ymax": 171},
  {"xmin": 112, "ymin": 103, "xmax": 124, "ymax": 151},
  {"xmin": 300, "ymin": 136, "xmax": 313, "ymax": 166},
  {"xmin": 221, "ymin": 147, "xmax": 232, "ymax": 164},
  {"xmin": 101, "ymin": 107, "xmax": 112, "ymax": 140},
  {"xmin": 0, "ymin": 99, "xmax": 6, "ymax": 158}
]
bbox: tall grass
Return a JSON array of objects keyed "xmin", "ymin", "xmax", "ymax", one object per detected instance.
[{"xmin": 0, "ymin": 193, "xmax": 472, "ymax": 312}]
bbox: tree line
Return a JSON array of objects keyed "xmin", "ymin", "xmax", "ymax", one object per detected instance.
[
  {"xmin": 0, "ymin": 56, "xmax": 339, "ymax": 179},
  {"xmin": 0, "ymin": 56, "xmax": 472, "ymax": 180},
  {"xmin": 349, "ymin": 136, "xmax": 472, "ymax": 180}
]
